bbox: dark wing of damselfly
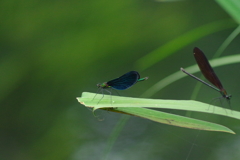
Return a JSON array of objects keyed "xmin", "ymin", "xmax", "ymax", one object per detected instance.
[
  {"xmin": 193, "ymin": 47, "xmax": 224, "ymax": 90},
  {"xmin": 107, "ymin": 71, "xmax": 140, "ymax": 90}
]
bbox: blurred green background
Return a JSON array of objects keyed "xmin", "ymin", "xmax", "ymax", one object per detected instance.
[{"xmin": 1, "ymin": 0, "xmax": 240, "ymax": 160}]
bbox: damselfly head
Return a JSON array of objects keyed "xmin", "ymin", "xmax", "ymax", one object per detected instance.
[
  {"xmin": 225, "ymin": 94, "xmax": 232, "ymax": 100},
  {"xmin": 97, "ymin": 83, "xmax": 101, "ymax": 88}
]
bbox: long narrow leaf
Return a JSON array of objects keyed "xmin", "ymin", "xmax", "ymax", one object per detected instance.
[
  {"xmin": 216, "ymin": 0, "xmax": 240, "ymax": 24},
  {"xmin": 77, "ymin": 92, "xmax": 236, "ymax": 134},
  {"xmin": 135, "ymin": 19, "xmax": 236, "ymax": 71}
]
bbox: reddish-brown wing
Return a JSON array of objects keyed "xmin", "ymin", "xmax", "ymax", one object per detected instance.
[{"xmin": 193, "ymin": 47, "xmax": 224, "ymax": 90}]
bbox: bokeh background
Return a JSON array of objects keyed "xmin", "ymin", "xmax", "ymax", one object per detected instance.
[{"xmin": 1, "ymin": 0, "xmax": 240, "ymax": 160}]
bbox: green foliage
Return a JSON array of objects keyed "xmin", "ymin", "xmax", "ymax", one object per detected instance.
[
  {"xmin": 142, "ymin": 54, "xmax": 240, "ymax": 97},
  {"xmin": 78, "ymin": 92, "xmax": 237, "ymax": 133},
  {"xmin": 1, "ymin": 0, "xmax": 240, "ymax": 160},
  {"xmin": 216, "ymin": 0, "xmax": 240, "ymax": 24},
  {"xmin": 135, "ymin": 19, "xmax": 236, "ymax": 71}
]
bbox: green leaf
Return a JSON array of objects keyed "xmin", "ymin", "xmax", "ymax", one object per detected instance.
[
  {"xmin": 77, "ymin": 92, "xmax": 237, "ymax": 134},
  {"xmin": 216, "ymin": 0, "xmax": 240, "ymax": 24},
  {"xmin": 141, "ymin": 54, "xmax": 240, "ymax": 98},
  {"xmin": 134, "ymin": 19, "xmax": 236, "ymax": 71}
]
